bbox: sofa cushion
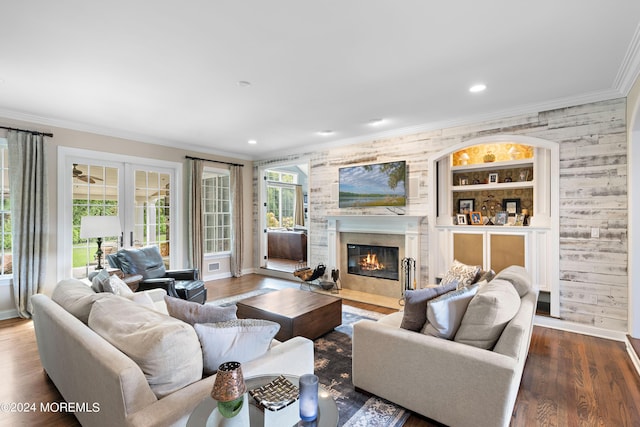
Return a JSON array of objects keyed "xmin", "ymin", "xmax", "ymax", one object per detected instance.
[
  {"xmin": 440, "ymin": 260, "xmax": 481, "ymax": 288},
  {"xmin": 493, "ymin": 265, "xmax": 532, "ymax": 297},
  {"xmin": 52, "ymin": 278, "xmax": 113, "ymax": 324},
  {"xmin": 454, "ymin": 279, "xmax": 521, "ymax": 349},
  {"xmin": 422, "ymin": 285, "xmax": 479, "ymax": 339},
  {"xmin": 165, "ymin": 295, "xmax": 237, "ymax": 325},
  {"xmin": 194, "ymin": 319, "xmax": 280, "ymax": 375},
  {"xmin": 400, "ymin": 281, "xmax": 458, "ymax": 331},
  {"xmin": 88, "ymin": 296, "xmax": 203, "ymax": 399},
  {"xmin": 90, "ymin": 269, "xmax": 111, "ymax": 293}
]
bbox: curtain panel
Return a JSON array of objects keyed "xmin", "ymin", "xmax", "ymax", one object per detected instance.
[
  {"xmin": 8, "ymin": 131, "xmax": 48, "ymax": 318},
  {"xmin": 230, "ymin": 165, "xmax": 243, "ymax": 277},
  {"xmin": 187, "ymin": 159, "xmax": 204, "ymax": 275}
]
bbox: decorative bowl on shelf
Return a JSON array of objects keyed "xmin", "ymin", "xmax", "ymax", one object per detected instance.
[{"xmin": 483, "ymin": 152, "xmax": 496, "ymax": 163}]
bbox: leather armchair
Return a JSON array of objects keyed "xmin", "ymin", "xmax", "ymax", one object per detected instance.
[{"xmin": 107, "ymin": 246, "xmax": 207, "ymax": 304}]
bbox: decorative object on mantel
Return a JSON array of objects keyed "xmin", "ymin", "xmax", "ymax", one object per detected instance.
[
  {"xmin": 483, "ymin": 151, "xmax": 496, "ymax": 162},
  {"xmin": 400, "ymin": 257, "xmax": 416, "ymax": 305},
  {"xmin": 211, "ymin": 361, "xmax": 247, "ymax": 419}
]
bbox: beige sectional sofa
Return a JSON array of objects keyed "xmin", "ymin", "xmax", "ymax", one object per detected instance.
[
  {"xmin": 352, "ymin": 265, "xmax": 538, "ymax": 427},
  {"xmin": 31, "ymin": 279, "xmax": 314, "ymax": 427}
]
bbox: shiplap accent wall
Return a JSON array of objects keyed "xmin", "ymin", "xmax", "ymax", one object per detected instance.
[{"xmin": 254, "ymin": 98, "xmax": 628, "ymax": 331}]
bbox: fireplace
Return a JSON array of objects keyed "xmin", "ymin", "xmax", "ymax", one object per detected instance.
[{"xmin": 347, "ymin": 244, "xmax": 399, "ymax": 281}]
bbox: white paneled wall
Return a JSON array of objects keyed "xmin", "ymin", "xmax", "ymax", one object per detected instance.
[{"xmin": 255, "ymin": 98, "xmax": 628, "ymax": 331}]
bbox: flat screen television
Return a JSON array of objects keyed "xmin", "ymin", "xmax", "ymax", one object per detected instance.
[{"xmin": 339, "ymin": 160, "xmax": 406, "ymax": 208}]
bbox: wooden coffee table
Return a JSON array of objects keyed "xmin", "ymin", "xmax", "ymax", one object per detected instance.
[{"xmin": 236, "ymin": 288, "xmax": 342, "ymax": 341}]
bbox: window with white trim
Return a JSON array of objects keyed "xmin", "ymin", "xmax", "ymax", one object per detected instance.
[
  {"xmin": 266, "ymin": 169, "xmax": 297, "ymax": 228},
  {"xmin": 202, "ymin": 168, "xmax": 231, "ymax": 254}
]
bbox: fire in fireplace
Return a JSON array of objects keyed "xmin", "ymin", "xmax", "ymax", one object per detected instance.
[{"xmin": 347, "ymin": 244, "xmax": 399, "ymax": 281}]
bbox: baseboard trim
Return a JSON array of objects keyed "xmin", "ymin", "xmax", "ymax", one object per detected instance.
[
  {"xmin": 0, "ymin": 308, "xmax": 19, "ymax": 320},
  {"xmin": 203, "ymin": 272, "xmax": 232, "ymax": 281},
  {"xmin": 534, "ymin": 315, "xmax": 627, "ymax": 342},
  {"xmin": 626, "ymin": 338, "xmax": 640, "ymax": 377}
]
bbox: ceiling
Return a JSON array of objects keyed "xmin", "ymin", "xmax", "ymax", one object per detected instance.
[{"xmin": 1, "ymin": 1, "xmax": 639, "ymax": 160}]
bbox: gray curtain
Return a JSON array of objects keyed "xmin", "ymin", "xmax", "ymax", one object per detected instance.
[
  {"xmin": 8, "ymin": 131, "xmax": 48, "ymax": 318},
  {"xmin": 229, "ymin": 165, "xmax": 243, "ymax": 277},
  {"xmin": 294, "ymin": 184, "xmax": 305, "ymax": 226},
  {"xmin": 187, "ymin": 159, "xmax": 204, "ymax": 275}
]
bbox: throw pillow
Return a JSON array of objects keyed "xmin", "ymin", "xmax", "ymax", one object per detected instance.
[
  {"xmin": 194, "ymin": 319, "xmax": 280, "ymax": 375},
  {"xmin": 400, "ymin": 281, "xmax": 458, "ymax": 331},
  {"xmin": 88, "ymin": 296, "xmax": 203, "ymax": 399},
  {"xmin": 422, "ymin": 285, "xmax": 479, "ymax": 339},
  {"xmin": 165, "ymin": 296, "xmax": 237, "ymax": 325},
  {"xmin": 454, "ymin": 279, "xmax": 521, "ymax": 349},
  {"xmin": 440, "ymin": 260, "xmax": 481, "ymax": 288},
  {"xmin": 493, "ymin": 265, "xmax": 533, "ymax": 297},
  {"xmin": 90, "ymin": 269, "xmax": 111, "ymax": 293},
  {"xmin": 103, "ymin": 274, "xmax": 134, "ymax": 296},
  {"xmin": 52, "ymin": 278, "xmax": 113, "ymax": 324}
]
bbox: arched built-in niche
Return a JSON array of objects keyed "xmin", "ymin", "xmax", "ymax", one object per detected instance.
[{"xmin": 427, "ymin": 135, "xmax": 559, "ymax": 316}]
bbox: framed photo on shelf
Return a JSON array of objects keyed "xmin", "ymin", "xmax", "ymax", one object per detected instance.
[
  {"xmin": 518, "ymin": 169, "xmax": 529, "ymax": 182},
  {"xmin": 458, "ymin": 198, "xmax": 474, "ymax": 214},
  {"xmin": 456, "ymin": 214, "xmax": 468, "ymax": 225},
  {"xmin": 514, "ymin": 213, "xmax": 525, "ymax": 226},
  {"xmin": 495, "ymin": 211, "xmax": 509, "ymax": 225},
  {"xmin": 488, "ymin": 173, "xmax": 499, "ymax": 184},
  {"xmin": 469, "ymin": 211, "xmax": 483, "ymax": 225},
  {"xmin": 502, "ymin": 198, "xmax": 521, "ymax": 216}
]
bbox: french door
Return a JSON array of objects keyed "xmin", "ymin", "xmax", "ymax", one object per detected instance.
[{"xmin": 58, "ymin": 148, "xmax": 182, "ymax": 280}]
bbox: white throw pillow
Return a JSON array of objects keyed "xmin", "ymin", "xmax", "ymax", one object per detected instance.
[
  {"xmin": 194, "ymin": 319, "xmax": 280, "ymax": 375},
  {"xmin": 422, "ymin": 285, "xmax": 479, "ymax": 339},
  {"xmin": 103, "ymin": 275, "xmax": 134, "ymax": 296},
  {"xmin": 440, "ymin": 260, "xmax": 481, "ymax": 288},
  {"xmin": 88, "ymin": 296, "xmax": 203, "ymax": 399},
  {"xmin": 454, "ymin": 279, "xmax": 521, "ymax": 349}
]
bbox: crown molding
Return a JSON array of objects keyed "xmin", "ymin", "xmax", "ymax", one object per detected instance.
[
  {"xmin": 0, "ymin": 108, "xmax": 254, "ymax": 161},
  {"xmin": 614, "ymin": 22, "xmax": 640, "ymax": 95},
  {"xmin": 259, "ymin": 88, "xmax": 623, "ymax": 161}
]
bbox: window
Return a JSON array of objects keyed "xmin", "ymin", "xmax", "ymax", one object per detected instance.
[
  {"xmin": 0, "ymin": 139, "xmax": 10, "ymax": 276},
  {"xmin": 266, "ymin": 169, "xmax": 297, "ymax": 228},
  {"xmin": 202, "ymin": 168, "xmax": 231, "ymax": 254}
]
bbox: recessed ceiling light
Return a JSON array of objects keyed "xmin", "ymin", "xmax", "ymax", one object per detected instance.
[
  {"xmin": 237, "ymin": 80, "xmax": 251, "ymax": 87},
  {"xmin": 368, "ymin": 118, "xmax": 385, "ymax": 126},
  {"xmin": 247, "ymin": 139, "xmax": 257, "ymax": 145},
  {"xmin": 318, "ymin": 130, "xmax": 334, "ymax": 136},
  {"xmin": 469, "ymin": 84, "xmax": 487, "ymax": 93}
]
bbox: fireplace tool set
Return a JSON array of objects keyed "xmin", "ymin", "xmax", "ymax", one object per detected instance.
[{"xmin": 399, "ymin": 257, "xmax": 416, "ymax": 305}]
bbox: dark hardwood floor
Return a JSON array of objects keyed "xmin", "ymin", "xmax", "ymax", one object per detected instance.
[{"xmin": 1, "ymin": 274, "xmax": 639, "ymax": 426}]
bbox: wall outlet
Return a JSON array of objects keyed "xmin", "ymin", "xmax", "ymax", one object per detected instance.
[{"xmin": 591, "ymin": 227, "xmax": 600, "ymax": 238}]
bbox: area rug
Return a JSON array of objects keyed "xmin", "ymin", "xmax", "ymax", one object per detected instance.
[
  {"xmin": 206, "ymin": 288, "xmax": 278, "ymax": 306},
  {"xmin": 316, "ymin": 305, "xmax": 409, "ymax": 427}
]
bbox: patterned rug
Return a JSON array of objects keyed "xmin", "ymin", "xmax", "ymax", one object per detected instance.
[
  {"xmin": 208, "ymin": 291, "xmax": 409, "ymax": 426},
  {"xmin": 316, "ymin": 305, "xmax": 409, "ymax": 427}
]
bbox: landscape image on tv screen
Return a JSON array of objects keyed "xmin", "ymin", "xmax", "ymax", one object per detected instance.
[{"xmin": 339, "ymin": 161, "xmax": 406, "ymax": 208}]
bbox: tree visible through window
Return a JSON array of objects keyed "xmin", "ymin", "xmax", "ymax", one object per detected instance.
[
  {"xmin": 203, "ymin": 169, "xmax": 231, "ymax": 254},
  {"xmin": 0, "ymin": 139, "xmax": 11, "ymax": 276},
  {"xmin": 266, "ymin": 170, "xmax": 296, "ymax": 228}
]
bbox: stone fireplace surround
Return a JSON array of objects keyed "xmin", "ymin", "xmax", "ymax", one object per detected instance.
[{"xmin": 327, "ymin": 215, "xmax": 423, "ymax": 299}]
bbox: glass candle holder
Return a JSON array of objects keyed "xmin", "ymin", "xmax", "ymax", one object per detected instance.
[{"xmin": 299, "ymin": 374, "xmax": 319, "ymax": 422}]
